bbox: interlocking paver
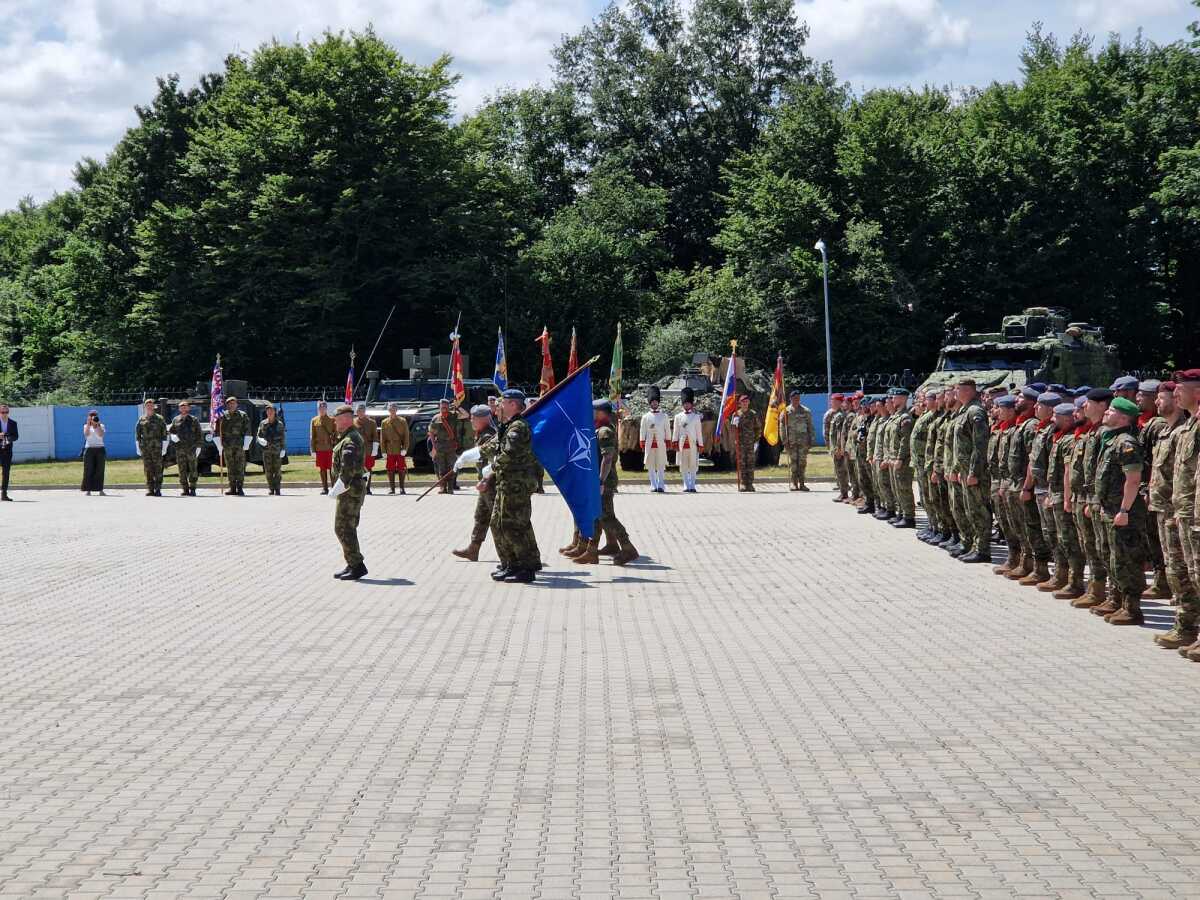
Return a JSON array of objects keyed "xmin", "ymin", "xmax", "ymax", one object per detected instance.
[{"xmin": 5, "ymin": 483, "xmax": 1200, "ymax": 898}]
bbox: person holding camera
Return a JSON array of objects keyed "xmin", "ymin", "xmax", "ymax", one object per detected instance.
[{"xmin": 81, "ymin": 410, "xmax": 106, "ymax": 495}]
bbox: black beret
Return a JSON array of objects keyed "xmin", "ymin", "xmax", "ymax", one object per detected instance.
[{"xmin": 1086, "ymin": 388, "xmax": 1113, "ymax": 402}]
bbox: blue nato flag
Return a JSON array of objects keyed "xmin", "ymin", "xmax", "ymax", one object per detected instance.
[{"xmin": 523, "ymin": 365, "xmax": 602, "ymax": 539}]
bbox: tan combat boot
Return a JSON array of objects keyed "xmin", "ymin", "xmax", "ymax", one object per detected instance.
[
  {"xmin": 1105, "ymin": 593, "xmax": 1144, "ymax": 626},
  {"xmin": 572, "ymin": 540, "xmax": 600, "ymax": 565},
  {"xmin": 1155, "ymin": 626, "xmax": 1198, "ymax": 649},
  {"xmin": 1005, "ymin": 556, "xmax": 1033, "ymax": 581},
  {"xmin": 613, "ymin": 543, "xmax": 640, "ymax": 566},
  {"xmin": 559, "ymin": 534, "xmax": 583, "ymax": 556},
  {"xmin": 994, "ymin": 548, "xmax": 1019, "ymax": 576},
  {"xmin": 1143, "ymin": 570, "xmax": 1171, "ymax": 600},
  {"xmin": 1072, "ymin": 579, "xmax": 1106, "ymax": 608},
  {"xmin": 1019, "ymin": 560, "xmax": 1050, "ymax": 586},
  {"xmin": 597, "ymin": 530, "xmax": 619, "ymax": 556},
  {"xmin": 1053, "ymin": 567, "xmax": 1086, "ymax": 600},
  {"xmin": 1090, "ymin": 585, "xmax": 1120, "ymax": 616},
  {"xmin": 452, "ymin": 541, "xmax": 481, "ymax": 562},
  {"xmin": 1037, "ymin": 566, "xmax": 1069, "ymax": 593}
]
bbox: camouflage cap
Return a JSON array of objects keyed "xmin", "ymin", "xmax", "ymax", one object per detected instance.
[{"xmin": 334, "ymin": 403, "xmax": 354, "ymax": 416}]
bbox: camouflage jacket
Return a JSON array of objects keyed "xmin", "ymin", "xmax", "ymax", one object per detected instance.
[
  {"xmin": 1140, "ymin": 416, "xmax": 1171, "ymax": 486},
  {"xmin": 940, "ymin": 408, "xmax": 962, "ymax": 474},
  {"xmin": 866, "ymin": 416, "xmax": 883, "ymax": 461},
  {"xmin": 854, "ymin": 413, "xmax": 871, "ymax": 460},
  {"xmin": 733, "ymin": 409, "xmax": 761, "ymax": 449},
  {"xmin": 780, "ymin": 404, "xmax": 814, "ymax": 447},
  {"xmin": 987, "ymin": 424, "xmax": 1006, "ymax": 483},
  {"xmin": 1028, "ymin": 420, "xmax": 1057, "ymax": 492},
  {"xmin": 257, "ymin": 417, "xmax": 286, "ymax": 453},
  {"xmin": 1081, "ymin": 427, "xmax": 1106, "ymax": 505},
  {"xmin": 951, "ymin": 400, "xmax": 988, "ymax": 478},
  {"xmin": 1046, "ymin": 430, "xmax": 1074, "ymax": 502},
  {"xmin": 929, "ymin": 411, "xmax": 949, "ymax": 474},
  {"xmin": 1006, "ymin": 415, "xmax": 1038, "ymax": 486},
  {"xmin": 428, "ymin": 415, "xmax": 459, "ymax": 454},
  {"xmin": 135, "ymin": 413, "xmax": 167, "ymax": 448},
  {"xmin": 1094, "ymin": 426, "xmax": 1144, "ymax": 515},
  {"xmin": 332, "ymin": 426, "xmax": 366, "ymax": 495},
  {"xmin": 221, "ymin": 409, "xmax": 250, "ymax": 442},
  {"xmin": 597, "ymin": 424, "xmax": 619, "ymax": 492},
  {"xmin": 910, "ymin": 410, "xmax": 936, "ymax": 474},
  {"xmin": 887, "ymin": 410, "xmax": 914, "ymax": 465},
  {"xmin": 1171, "ymin": 416, "xmax": 1199, "ymax": 520},
  {"xmin": 822, "ymin": 409, "xmax": 836, "ymax": 448},
  {"xmin": 167, "ymin": 414, "xmax": 201, "ymax": 449},
  {"xmin": 1148, "ymin": 413, "xmax": 1189, "ymax": 513},
  {"xmin": 494, "ymin": 418, "xmax": 539, "ymax": 494}
]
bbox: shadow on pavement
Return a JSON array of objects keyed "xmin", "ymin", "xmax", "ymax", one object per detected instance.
[{"xmin": 357, "ymin": 578, "xmax": 414, "ymax": 586}]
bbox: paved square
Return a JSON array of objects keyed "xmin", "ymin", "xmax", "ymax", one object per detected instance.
[{"xmin": 4, "ymin": 483, "xmax": 1200, "ymax": 899}]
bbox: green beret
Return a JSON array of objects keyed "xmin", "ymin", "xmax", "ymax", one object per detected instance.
[{"xmin": 1110, "ymin": 397, "xmax": 1139, "ymax": 417}]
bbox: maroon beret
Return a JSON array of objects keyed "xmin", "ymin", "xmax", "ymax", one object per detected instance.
[{"xmin": 1176, "ymin": 369, "xmax": 1200, "ymax": 384}]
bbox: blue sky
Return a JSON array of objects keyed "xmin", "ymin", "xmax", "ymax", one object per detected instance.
[{"xmin": 0, "ymin": 0, "xmax": 1196, "ymax": 212}]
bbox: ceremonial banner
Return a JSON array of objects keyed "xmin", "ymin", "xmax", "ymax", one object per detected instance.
[
  {"xmin": 344, "ymin": 351, "xmax": 355, "ymax": 404},
  {"xmin": 536, "ymin": 326, "xmax": 556, "ymax": 394},
  {"xmin": 450, "ymin": 335, "xmax": 466, "ymax": 407},
  {"xmin": 523, "ymin": 361, "xmax": 602, "ymax": 539},
  {"xmin": 763, "ymin": 352, "xmax": 785, "ymax": 446},
  {"xmin": 568, "ymin": 327, "xmax": 579, "ymax": 375},
  {"xmin": 210, "ymin": 356, "xmax": 225, "ymax": 426},
  {"xmin": 493, "ymin": 328, "xmax": 508, "ymax": 391},
  {"xmin": 608, "ymin": 323, "xmax": 623, "ymax": 406}
]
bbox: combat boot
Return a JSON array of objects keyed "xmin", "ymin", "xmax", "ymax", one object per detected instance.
[
  {"xmin": 490, "ymin": 566, "xmax": 512, "ymax": 581},
  {"xmin": 1019, "ymin": 560, "xmax": 1050, "ymax": 586},
  {"xmin": 1053, "ymin": 570, "xmax": 1086, "ymax": 600},
  {"xmin": 597, "ymin": 539, "xmax": 620, "ymax": 556},
  {"xmin": 1143, "ymin": 570, "xmax": 1171, "ymax": 600},
  {"xmin": 856, "ymin": 503, "xmax": 875, "ymax": 515},
  {"xmin": 1072, "ymin": 579, "xmax": 1106, "ymax": 608},
  {"xmin": 1091, "ymin": 591, "xmax": 1120, "ymax": 616},
  {"xmin": 559, "ymin": 535, "xmax": 584, "ymax": 556},
  {"xmin": 1037, "ymin": 566, "xmax": 1068, "ymax": 593},
  {"xmin": 1106, "ymin": 594, "xmax": 1143, "ymax": 625},
  {"xmin": 1005, "ymin": 557, "xmax": 1033, "ymax": 581},
  {"xmin": 340, "ymin": 562, "xmax": 368, "ymax": 581},
  {"xmin": 897, "ymin": 517, "xmax": 916, "ymax": 529},
  {"xmin": 573, "ymin": 541, "xmax": 600, "ymax": 565},
  {"xmin": 613, "ymin": 543, "xmax": 640, "ymax": 566},
  {"xmin": 994, "ymin": 548, "xmax": 1019, "ymax": 576},
  {"xmin": 452, "ymin": 541, "xmax": 481, "ymax": 562},
  {"xmin": 1156, "ymin": 627, "xmax": 1198, "ymax": 649},
  {"xmin": 1183, "ymin": 640, "xmax": 1200, "ymax": 661}
]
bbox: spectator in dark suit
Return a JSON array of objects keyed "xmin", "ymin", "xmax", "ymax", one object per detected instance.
[{"xmin": 0, "ymin": 403, "xmax": 16, "ymax": 500}]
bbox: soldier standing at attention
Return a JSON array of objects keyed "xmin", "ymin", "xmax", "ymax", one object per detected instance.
[
  {"xmin": 779, "ymin": 390, "xmax": 815, "ymax": 491},
  {"xmin": 826, "ymin": 394, "xmax": 849, "ymax": 502},
  {"xmin": 1005, "ymin": 388, "xmax": 1045, "ymax": 578},
  {"xmin": 989, "ymin": 395, "xmax": 1019, "ymax": 565},
  {"xmin": 135, "ymin": 399, "xmax": 168, "ymax": 497},
  {"xmin": 256, "ymin": 404, "xmax": 286, "ymax": 495},
  {"xmin": 947, "ymin": 379, "xmax": 991, "ymax": 560},
  {"xmin": 672, "ymin": 388, "xmax": 704, "ymax": 493},
  {"xmin": 488, "ymin": 389, "xmax": 541, "ymax": 583},
  {"xmin": 354, "ymin": 404, "xmax": 379, "ymax": 495},
  {"xmin": 380, "ymin": 402, "xmax": 410, "ymax": 495},
  {"xmin": 218, "ymin": 396, "xmax": 251, "ymax": 496},
  {"xmin": 1136, "ymin": 380, "xmax": 1172, "ymax": 600},
  {"xmin": 329, "ymin": 404, "xmax": 368, "ymax": 580},
  {"xmin": 1026, "ymin": 392, "xmax": 1066, "ymax": 587},
  {"xmin": 1044, "ymin": 401, "xmax": 1085, "ymax": 595},
  {"xmin": 910, "ymin": 391, "xmax": 936, "ymax": 539},
  {"xmin": 1170, "ymin": 371, "xmax": 1200, "ymax": 660},
  {"xmin": 854, "ymin": 397, "xmax": 876, "ymax": 515},
  {"xmin": 452, "ymin": 405, "xmax": 499, "ymax": 562},
  {"xmin": 168, "ymin": 399, "xmax": 202, "ymax": 496},
  {"xmin": 884, "ymin": 388, "xmax": 916, "ymax": 527},
  {"xmin": 428, "ymin": 398, "xmax": 459, "ymax": 494},
  {"xmin": 572, "ymin": 401, "xmax": 639, "ymax": 566},
  {"xmin": 639, "ymin": 387, "xmax": 671, "ymax": 493},
  {"xmin": 310, "ymin": 400, "xmax": 337, "ymax": 494},
  {"xmin": 730, "ymin": 393, "xmax": 761, "ymax": 492}
]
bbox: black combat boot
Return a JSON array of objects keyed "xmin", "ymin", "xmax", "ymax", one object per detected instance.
[
  {"xmin": 491, "ymin": 566, "xmax": 512, "ymax": 582},
  {"xmin": 333, "ymin": 565, "xmax": 352, "ymax": 579},
  {"xmin": 341, "ymin": 562, "xmax": 368, "ymax": 581},
  {"xmin": 504, "ymin": 569, "xmax": 535, "ymax": 583}
]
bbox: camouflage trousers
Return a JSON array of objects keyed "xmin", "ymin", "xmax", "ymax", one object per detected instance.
[
  {"xmin": 225, "ymin": 446, "xmax": 246, "ymax": 488},
  {"xmin": 946, "ymin": 479, "xmax": 966, "ymax": 537},
  {"xmin": 1160, "ymin": 515, "xmax": 1199, "ymax": 628},
  {"xmin": 1074, "ymin": 500, "xmax": 1106, "ymax": 581},
  {"xmin": 854, "ymin": 454, "xmax": 873, "ymax": 505},
  {"xmin": 595, "ymin": 488, "xmax": 629, "ymax": 545},
  {"xmin": 334, "ymin": 487, "xmax": 365, "ymax": 566},
  {"xmin": 140, "ymin": 449, "xmax": 163, "ymax": 490},
  {"xmin": 928, "ymin": 475, "xmax": 949, "ymax": 532},
  {"xmin": 491, "ymin": 487, "xmax": 540, "ymax": 570},
  {"xmin": 993, "ymin": 486, "xmax": 1013, "ymax": 547},
  {"xmin": 262, "ymin": 450, "xmax": 282, "ymax": 490},
  {"xmin": 1100, "ymin": 506, "xmax": 1147, "ymax": 598},
  {"xmin": 736, "ymin": 446, "xmax": 756, "ymax": 488},
  {"xmin": 874, "ymin": 463, "xmax": 894, "ymax": 511},
  {"xmin": 1036, "ymin": 493, "xmax": 1066, "ymax": 573},
  {"xmin": 470, "ymin": 488, "xmax": 496, "ymax": 546},
  {"xmin": 176, "ymin": 446, "xmax": 198, "ymax": 490},
  {"xmin": 955, "ymin": 478, "xmax": 991, "ymax": 553},
  {"xmin": 889, "ymin": 465, "xmax": 915, "ymax": 518},
  {"xmin": 833, "ymin": 451, "xmax": 850, "ymax": 497},
  {"xmin": 787, "ymin": 443, "xmax": 810, "ymax": 485},
  {"xmin": 1009, "ymin": 490, "xmax": 1050, "ymax": 562},
  {"xmin": 1177, "ymin": 517, "xmax": 1199, "ymax": 596},
  {"xmin": 1144, "ymin": 509, "xmax": 1166, "ymax": 578},
  {"xmin": 1051, "ymin": 504, "xmax": 1085, "ymax": 582},
  {"xmin": 915, "ymin": 470, "xmax": 932, "ymax": 529}
]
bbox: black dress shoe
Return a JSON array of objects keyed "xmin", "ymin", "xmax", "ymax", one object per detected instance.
[
  {"xmin": 504, "ymin": 569, "xmax": 535, "ymax": 583},
  {"xmin": 343, "ymin": 562, "xmax": 368, "ymax": 580},
  {"xmin": 491, "ymin": 567, "xmax": 512, "ymax": 581},
  {"xmin": 333, "ymin": 565, "xmax": 352, "ymax": 579}
]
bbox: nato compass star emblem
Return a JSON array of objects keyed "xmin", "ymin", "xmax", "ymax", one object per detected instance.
[{"xmin": 558, "ymin": 401, "xmax": 595, "ymax": 471}]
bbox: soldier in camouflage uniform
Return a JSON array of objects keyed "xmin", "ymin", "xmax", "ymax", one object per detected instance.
[
  {"xmin": 946, "ymin": 379, "xmax": 992, "ymax": 562},
  {"xmin": 329, "ymin": 404, "xmax": 368, "ymax": 580},
  {"xmin": 927, "ymin": 393, "xmax": 953, "ymax": 543},
  {"xmin": 1170, "ymin": 371, "xmax": 1200, "ymax": 660},
  {"xmin": 1044, "ymin": 402, "xmax": 1086, "ymax": 596},
  {"xmin": 168, "ymin": 399, "xmax": 203, "ymax": 496},
  {"xmin": 572, "ymin": 400, "xmax": 639, "ymax": 566},
  {"xmin": 731, "ymin": 394, "xmax": 761, "ymax": 492},
  {"xmin": 990, "ymin": 396, "xmax": 1019, "ymax": 569},
  {"xmin": 1062, "ymin": 396, "xmax": 1098, "ymax": 599},
  {"xmin": 219, "ymin": 396, "xmax": 251, "ymax": 496},
  {"xmin": 1027, "ymin": 392, "xmax": 1066, "ymax": 588},
  {"xmin": 938, "ymin": 391, "xmax": 966, "ymax": 552},
  {"xmin": 135, "ymin": 399, "xmax": 168, "ymax": 497},
  {"xmin": 868, "ymin": 397, "xmax": 893, "ymax": 519},
  {"xmin": 853, "ymin": 397, "xmax": 876, "ymax": 515},
  {"xmin": 910, "ymin": 391, "xmax": 937, "ymax": 540},
  {"xmin": 1087, "ymin": 397, "xmax": 1148, "ymax": 625},
  {"xmin": 428, "ymin": 399, "xmax": 460, "ymax": 494},
  {"xmin": 826, "ymin": 395, "xmax": 850, "ymax": 502},
  {"xmin": 452, "ymin": 405, "xmax": 499, "ymax": 562},
  {"xmin": 489, "ymin": 389, "xmax": 542, "ymax": 583},
  {"xmin": 1145, "ymin": 381, "xmax": 1196, "ymax": 647},
  {"xmin": 921, "ymin": 391, "xmax": 950, "ymax": 543},
  {"xmin": 256, "ymin": 404, "xmax": 286, "ymax": 495},
  {"xmin": 779, "ymin": 391, "xmax": 815, "ymax": 491},
  {"xmin": 1136, "ymin": 380, "xmax": 1172, "ymax": 599},
  {"xmin": 1007, "ymin": 388, "xmax": 1050, "ymax": 580},
  {"xmin": 846, "ymin": 393, "xmax": 865, "ymax": 503},
  {"xmin": 1072, "ymin": 390, "xmax": 1113, "ymax": 607},
  {"xmin": 883, "ymin": 388, "xmax": 916, "ymax": 527}
]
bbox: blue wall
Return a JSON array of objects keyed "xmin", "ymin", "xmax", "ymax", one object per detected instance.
[
  {"xmin": 279, "ymin": 401, "xmax": 318, "ymax": 455},
  {"xmin": 801, "ymin": 394, "xmax": 831, "ymax": 445}
]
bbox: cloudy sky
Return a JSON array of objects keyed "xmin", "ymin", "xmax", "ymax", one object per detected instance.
[{"xmin": 1, "ymin": 0, "xmax": 1196, "ymax": 212}]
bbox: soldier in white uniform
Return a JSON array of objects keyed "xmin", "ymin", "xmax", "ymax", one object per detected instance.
[
  {"xmin": 639, "ymin": 386, "xmax": 671, "ymax": 492},
  {"xmin": 672, "ymin": 387, "xmax": 705, "ymax": 492}
]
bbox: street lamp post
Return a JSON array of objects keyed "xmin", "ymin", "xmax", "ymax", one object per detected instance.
[{"xmin": 814, "ymin": 239, "xmax": 832, "ymax": 396}]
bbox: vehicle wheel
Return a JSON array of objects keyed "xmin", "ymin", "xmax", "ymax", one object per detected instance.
[
  {"xmin": 619, "ymin": 450, "xmax": 644, "ymax": 472},
  {"xmin": 708, "ymin": 449, "xmax": 733, "ymax": 472}
]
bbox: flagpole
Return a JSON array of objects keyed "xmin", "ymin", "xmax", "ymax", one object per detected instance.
[
  {"xmin": 519, "ymin": 356, "xmax": 600, "ymax": 420},
  {"xmin": 353, "ymin": 304, "xmax": 397, "ymax": 396},
  {"xmin": 444, "ymin": 311, "xmax": 462, "ymax": 400}
]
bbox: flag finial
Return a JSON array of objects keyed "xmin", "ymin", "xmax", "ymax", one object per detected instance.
[
  {"xmin": 730, "ymin": 339, "xmax": 738, "ymax": 352},
  {"xmin": 350, "ymin": 347, "xmax": 356, "ymax": 365}
]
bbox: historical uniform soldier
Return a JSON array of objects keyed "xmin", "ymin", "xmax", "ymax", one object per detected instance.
[
  {"xmin": 310, "ymin": 400, "xmax": 338, "ymax": 494},
  {"xmin": 218, "ymin": 396, "xmax": 251, "ymax": 496},
  {"xmin": 167, "ymin": 399, "xmax": 202, "ymax": 496},
  {"xmin": 354, "ymin": 404, "xmax": 379, "ymax": 495},
  {"xmin": 329, "ymin": 404, "xmax": 368, "ymax": 580},
  {"xmin": 428, "ymin": 398, "xmax": 460, "ymax": 494},
  {"xmin": 572, "ymin": 400, "xmax": 639, "ymax": 566},
  {"xmin": 1088, "ymin": 397, "xmax": 1148, "ymax": 625},
  {"xmin": 488, "ymin": 389, "xmax": 541, "ymax": 583},
  {"xmin": 883, "ymin": 388, "xmax": 916, "ymax": 527},
  {"xmin": 453, "ymin": 405, "xmax": 499, "ymax": 562},
  {"xmin": 948, "ymin": 379, "xmax": 991, "ymax": 560},
  {"xmin": 1170, "ymin": 370, "xmax": 1200, "ymax": 659},
  {"xmin": 1146, "ymin": 381, "xmax": 1196, "ymax": 647},
  {"xmin": 1137, "ymin": 380, "xmax": 1172, "ymax": 599},
  {"xmin": 135, "ymin": 399, "xmax": 168, "ymax": 496},
  {"xmin": 779, "ymin": 390, "xmax": 815, "ymax": 491},
  {"xmin": 639, "ymin": 387, "xmax": 671, "ymax": 493},
  {"xmin": 256, "ymin": 404, "xmax": 286, "ymax": 495},
  {"xmin": 730, "ymin": 394, "xmax": 761, "ymax": 492},
  {"xmin": 672, "ymin": 388, "xmax": 704, "ymax": 493},
  {"xmin": 380, "ymin": 402, "xmax": 410, "ymax": 495}
]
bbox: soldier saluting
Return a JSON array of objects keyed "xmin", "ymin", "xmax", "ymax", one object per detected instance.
[
  {"xmin": 330, "ymin": 403, "xmax": 369, "ymax": 580},
  {"xmin": 168, "ymin": 400, "xmax": 202, "ymax": 496},
  {"xmin": 134, "ymin": 399, "xmax": 168, "ymax": 497}
]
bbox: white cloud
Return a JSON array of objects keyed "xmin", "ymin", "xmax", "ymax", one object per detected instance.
[
  {"xmin": 797, "ymin": 0, "xmax": 970, "ymax": 82},
  {"xmin": 0, "ymin": 0, "xmax": 594, "ymax": 211},
  {"xmin": 1071, "ymin": 0, "xmax": 1189, "ymax": 32}
]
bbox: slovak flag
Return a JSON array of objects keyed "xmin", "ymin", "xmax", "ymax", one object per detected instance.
[{"xmin": 714, "ymin": 343, "xmax": 738, "ymax": 439}]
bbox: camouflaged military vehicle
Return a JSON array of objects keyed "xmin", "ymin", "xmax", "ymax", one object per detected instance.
[
  {"xmin": 617, "ymin": 353, "xmax": 781, "ymax": 471},
  {"xmin": 919, "ymin": 307, "xmax": 1120, "ymax": 393},
  {"xmin": 160, "ymin": 379, "xmax": 287, "ymax": 475}
]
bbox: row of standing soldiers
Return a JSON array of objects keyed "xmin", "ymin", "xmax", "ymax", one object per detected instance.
[{"xmin": 825, "ymin": 372, "xmax": 1200, "ymax": 661}]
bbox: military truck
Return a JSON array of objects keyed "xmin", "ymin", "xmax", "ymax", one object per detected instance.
[
  {"xmin": 160, "ymin": 379, "xmax": 287, "ymax": 475},
  {"xmin": 919, "ymin": 308, "xmax": 1121, "ymax": 393},
  {"xmin": 617, "ymin": 353, "xmax": 781, "ymax": 471},
  {"xmin": 361, "ymin": 371, "xmax": 499, "ymax": 468}
]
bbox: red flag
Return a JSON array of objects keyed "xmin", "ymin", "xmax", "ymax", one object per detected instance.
[
  {"xmin": 536, "ymin": 326, "xmax": 556, "ymax": 394},
  {"xmin": 567, "ymin": 327, "xmax": 579, "ymax": 375},
  {"xmin": 450, "ymin": 336, "xmax": 466, "ymax": 407},
  {"xmin": 345, "ymin": 348, "xmax": 355, "ymax": 404}
]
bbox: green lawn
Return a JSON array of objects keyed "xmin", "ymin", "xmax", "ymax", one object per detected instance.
[{"xmin": 10, "ymin": 448, "xmax": 835, "ymax": 486}]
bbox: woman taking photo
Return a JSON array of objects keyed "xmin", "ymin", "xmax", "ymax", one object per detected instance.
[{"xmin": 82, "ymin": 410, "xmax": 106, "ymax": 495}]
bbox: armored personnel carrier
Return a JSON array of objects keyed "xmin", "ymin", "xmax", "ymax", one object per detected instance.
[
  {"xmin": 159, "ymin": 379, "xmax": 286, "ymax": 475},
  {"xmin": 617, "ymin": 353, "xmax": 781, "ymax": 471},
  {"xmin": 919, "ymin": 307, "xmax": 1120, "ymax": 393}
]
